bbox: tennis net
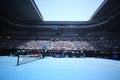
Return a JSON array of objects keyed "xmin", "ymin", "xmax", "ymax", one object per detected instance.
[{"xmin": 17, "ymin": 52, "xmax": 43, "ymax": 66}]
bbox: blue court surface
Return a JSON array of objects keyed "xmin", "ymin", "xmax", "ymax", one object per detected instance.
[{"xmin": 0, "ymin": 56, "xmax": 120, "ymax": 80}]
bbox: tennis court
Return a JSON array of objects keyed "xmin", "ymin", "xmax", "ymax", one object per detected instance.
[{"xmin": 0, "ymin": 56, "xmax": 120, "ymax": 80}]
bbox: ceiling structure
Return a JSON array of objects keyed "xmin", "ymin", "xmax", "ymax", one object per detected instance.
[{"xmin": 0, "ymin": 0, "xmax": 120, "ymax": 40}]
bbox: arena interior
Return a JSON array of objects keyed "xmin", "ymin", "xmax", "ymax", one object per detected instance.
[{"xmin": 0, "ymin": 0, "xmax": 120, "ymax": 80}]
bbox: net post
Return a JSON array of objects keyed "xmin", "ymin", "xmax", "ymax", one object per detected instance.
[{"xmin": 17, "ymin": 54, "xmax": 19, "ymax": 66}]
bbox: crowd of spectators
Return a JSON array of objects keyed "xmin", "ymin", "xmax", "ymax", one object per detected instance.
[{"xmin": 0, "ymin": 32, "xmax": 120, "ymax": 51}]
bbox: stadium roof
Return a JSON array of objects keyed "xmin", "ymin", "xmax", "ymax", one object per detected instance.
[{"xmin": 0, "ymin": 0, "xmax": 120, "ymax": 30}]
